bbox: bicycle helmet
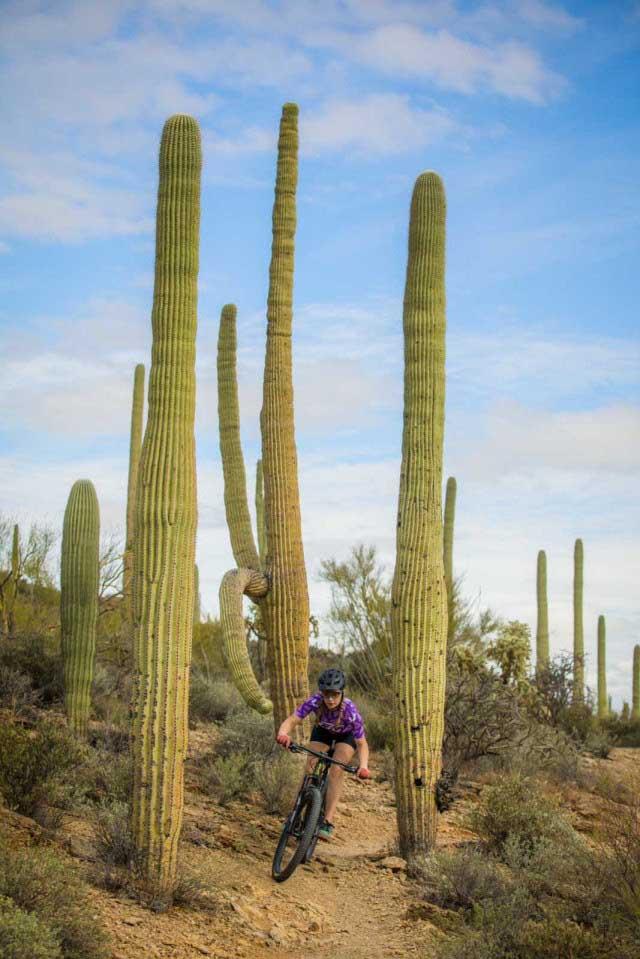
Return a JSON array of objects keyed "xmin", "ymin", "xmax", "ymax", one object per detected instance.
[{"xmin": 318, "ymin": 668, "xmax": 346, "ymax": 692}]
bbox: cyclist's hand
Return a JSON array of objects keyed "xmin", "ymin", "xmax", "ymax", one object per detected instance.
[
  {"xmin": 357, "ymin": 767, "xmax": 371, "ymax": 781},
  {"xmin": 276, "ymin": 733, "xmax": 292, "ymax": 749}
]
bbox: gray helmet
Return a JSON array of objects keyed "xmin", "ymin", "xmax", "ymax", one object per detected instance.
[{"xmin": 318, "ymin": 668, "xmax": 346, "ymax": 692}]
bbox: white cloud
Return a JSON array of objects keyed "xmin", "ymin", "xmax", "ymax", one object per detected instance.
[{"xmin": 302, "ymin": 93, "xmax": 459, "ymax": 155}]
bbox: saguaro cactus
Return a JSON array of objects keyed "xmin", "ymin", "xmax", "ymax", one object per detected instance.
[
  {"xmin": 632, "ymin": 644, "xmax": 639, "ymax": 720},
  {"xmin": 536, "ymin": 550, "xmax": 549, "ymax": 670},
  {"xmin": 597, "ymin": 614, "xmax": 607, "ymax": 719},
  {"xmin": 60, "ymin": 480, "xmax": 100, "ymax": 736},
  {"xmin": 391, "ymin": 172, "xmax": 447, "ymax": 861},
  {"xmin": 443, "ymin": 477, "xmax": 456, "ymax": 644},
  {"xmin": 217, "ymin": 104, "xmax": 310, "ymax": 727},
  {"xmin": 123, "ymin": 363, "xmax": 145, "ymax": 620},
  {"xmin": 572, "ymin": 538, "xmax": 584, "ymax": 702},
  {"xmin": 255, "ymin": 459, "xmax": 266, "ymax": 564},
  {"xmin": 130, "ymin": 114, "xmax": 201, "ymax": 899}
]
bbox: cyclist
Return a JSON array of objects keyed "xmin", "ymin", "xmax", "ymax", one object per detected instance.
[{"xmin": 276, "ymin": 668, "xmax": 370, "ymax": 840}]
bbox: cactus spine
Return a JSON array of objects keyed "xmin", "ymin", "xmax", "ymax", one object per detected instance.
[
  {"xmin": 633, "ymin": 644, "xmax": 640, "ymax": 720},
  {"xmin": 536, "ymin": 550, "xmax": 549, "ymax": 670},
  {"xmin": 123, "ymin": 363, "xmax": 145, "ymax": 620},
  {"xmin": 597, "ymin": 614, "xmax": 607, "ymax": 719},
  {"xmin": 572, "ymin": 538, "xmax": 584, "ymax": 702},
  {"xmin": 217, "ymin": 104, "xmax": 309, "ymax": 727},
  {"xmin": 391, "ymin": 172, "xmax": 447, "ymax": 860},
  {"xmin": 130, "ymin": 115, "xmax": 201, "ymax": 898},
  {"xmin": 443, "ymin": 477, "xmax": 456, "ymax": 644},
  {"xmin": 60, "ymin": 480, "xmax": 100, "ymax": 736}
]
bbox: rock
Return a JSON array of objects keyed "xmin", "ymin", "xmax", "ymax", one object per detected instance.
[
  {"xmin": 308, "ymin": 920, "xmax": 321, "ymax": 932},
  {"xmin": 268, "ymin": 927, "xmax": 284, "ymax": 943},
  {"xmin": 378, "ymin": 856, "xmax": 407, "ymax": 873}
]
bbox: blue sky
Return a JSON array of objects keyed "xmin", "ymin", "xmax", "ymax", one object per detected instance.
[{"xmin": 1, "ymin": 0, "xmax": 638, "ymax": 705}]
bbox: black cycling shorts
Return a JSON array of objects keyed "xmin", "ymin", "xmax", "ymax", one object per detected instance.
[{"xmin": 310, "ymin": 724, "xmax": 357, "ymax": 750}]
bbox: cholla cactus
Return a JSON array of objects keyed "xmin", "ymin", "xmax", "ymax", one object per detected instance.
[
  {"xmin": 217, "ymin": 104, "xmax": 310, "ymax": 727},
  {"xmin": 130, "ymin": 115, "xmax": 201, "ymax": 899},
  {"xmin": 597, "ymin": 614, "xmax": 607, "ymax": 720},
  {"xmin": 536, "ymin": 550, "xmax": 549, "ymax": 670},
  {"xmin": 60, "ymin": 480, "xmax": 100, "ymax": 736},
  {"xmin": 391, "ymin": 172, "xmax": 448, "ymax": 861}
]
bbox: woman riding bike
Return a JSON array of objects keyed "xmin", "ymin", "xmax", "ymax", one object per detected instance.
[{"xmin": 276, "ymin": 668, "xmax": 370, "ymax": 840}]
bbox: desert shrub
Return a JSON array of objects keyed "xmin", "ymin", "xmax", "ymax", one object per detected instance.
[
  {"xmin": 46, "ymin": 743, "xmax": 132, "ymax": 813},
  {"xmin": 0, "ymin": 634, "xmax": 63, "ymax": 705},
  {"xmin": 189, "ymin": 671, "xmax": 241, "ymax": 725},
  {"xmin": 0, "ymin": 667, "xmax": 41, "ymax": 716},
  {"xmin": 420, "ymin": 846, "xmax": 513, "ymax": 912},
  {"xmin": 92, "ymin": 801, "xmax": 138, "ymax": 868},
  {"xmin": 254, "ymin": 752, "xmax": 300, "ymax": 815},
  {"xmin": 0, "ymin": 721, "xmax": 82, "ymax": 816},
  {"xmin": 584, "ymin": 729, "xmax": 613, "ymax": 758},
  {"xmin": 215, "ymin": 705, "xmax": 276, "ymax": 763},
  {"xmin": 0, "ymin": 841, "xmax": 108, "ymax": 958},
  {"xmin": 201, "ymin": 754, "xmax": 252, "ymax": 806},
  {"xmin": 494, "ymin": 724, "xmax": 579, "ymax": 782},
  {"xmin": 88, "ymin": 723, "xmax": 129, "ymax": 755},
  {"xmin": 0, "ymin": 895, "xmax": 61, "ymax": 959},
  {"xmin": 602, "ymin": 717, "xmax": 640, "ymax": 747},
  {"xmin": 377, "ymin": 748, "xmax": 395, "ymax": 784},
  {"xmin": 470, "ymin": 775, "xmax": 574, "ymax": 859},
  {"xmin": 358, "ymin": 695, "xmax": 393, "ymax": 750}
]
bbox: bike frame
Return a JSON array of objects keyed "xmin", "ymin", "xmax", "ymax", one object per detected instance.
[{"xmin": 288, "ymin": 742, "xmax": 358, "ymax": 832}]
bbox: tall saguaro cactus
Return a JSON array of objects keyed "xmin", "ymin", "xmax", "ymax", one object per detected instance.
[
  {"xmin": 572, "ymin": 538, "xmax": 584, "ymax": 702},
  {"xmin": 391, "ymin": 172, "xmax": 447, "ymax": 861},
  {"xmin": 597, "ymin": 614, "xmax": 607, "ymax": 720},
  {"xmin": 536, "ymin": 550, "xmax": 549, "ymax": 670},
  {"xmin": 123, "ymin": 363, "xmax": 145, "ymax": 620},
  {"xmin": 217, "ymin": 104, "xmax": 310, "ymax": 728},
  {"xmin": 443, "ymin": 476, "xmax": 456, "ymax": 644},
  {"xmin": 130, "ymin": 115, "xmax": 201, "ymax": 899},
  {"xmin": 60, "ymin": 480, "xmax": 100, "ymax": 736},
  {"xmin": 632, "ymin": 644, "xmax": 640, "ymax": 720}
]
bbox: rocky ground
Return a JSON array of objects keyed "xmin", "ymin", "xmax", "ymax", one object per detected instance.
[{"xmin": 2, "ymin": 725, "xmax": 638, "ymax": 959}]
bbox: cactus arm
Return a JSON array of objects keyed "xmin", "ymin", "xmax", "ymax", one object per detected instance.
[
  {"xmin": 219, "ymin": 569, "xmax": 271, "ymax": 713},
  {"xmin": 632, "ymin": 645, "xmax": 640, "ymax": 720},
  {"xmin": 391, "ymin": 172, "xmax": 448, "ymax": 860},
  {"xmin": 130, "ymin": 115, "xmax": 200, "ymax": 900},
  {"xmin": 260, "ymin": 103, "xmax": 310, "ymax": 727},
  {"xmin": 60, "ymin": 480, "xmax": 100, "ymax": 736},
  {"xmin": 597, "ymin": 614, "xmax": 607, "ymax": 719},
  {"xmin": 572, "ymin": 538, "xmax": 584, "ymax": 702},
  {"xmin": 217, "ymin": 304, "xmax": 261, "ymax": 570},
  {"xmin": 123, "ymin": 364, "xmax": 145, "ymax": 619},
  {"xmin": 443, "ymin": 477, "xmax": 456, "ymax": 644},
  {"xmin": 536, "ymin": 550, "xmax": 549, "ymax": 670}
]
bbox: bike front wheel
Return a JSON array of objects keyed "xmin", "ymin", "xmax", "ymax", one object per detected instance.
[{"xmin": 271, "ymin": 785, "xmax": 322, "ymax": 883}]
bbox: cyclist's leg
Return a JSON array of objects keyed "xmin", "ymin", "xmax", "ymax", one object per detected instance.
[
  {"xmin": 324, "ymin": 740, "xmax": 355, "ymax": 824},
  {"xmin": 306, "ymin": 725, "xmax": 331, "ymax": 773}
]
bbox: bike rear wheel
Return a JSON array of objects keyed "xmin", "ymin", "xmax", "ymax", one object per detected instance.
[{"xmin": 272, "ymin": 786, "xmax": 322, "ymax": 882}]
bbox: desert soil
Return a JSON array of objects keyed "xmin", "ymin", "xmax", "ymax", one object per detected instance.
[{"xmin": 3, "ymin": 727, "xmax": 638, "ymax": 959}]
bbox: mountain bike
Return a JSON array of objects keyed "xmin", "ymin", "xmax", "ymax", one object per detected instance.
[{"xmin": 271, "ymin": 741, "xmax": 359, "ymax": 883}]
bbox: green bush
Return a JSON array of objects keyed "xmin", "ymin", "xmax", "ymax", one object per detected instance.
[
  {"xmin": 0, "ymin": 634, "xmax": 63, "ymax": 705},
  {"xmin": 216, "ymin": 706, "xmax": 276, "ymax": 763},
  {"xmin": 584, "ymin": 729, "xmax": 613, "ymax": 758},
  {"xmin": 254, "ymin": 753, "xmax": 300, "ymax": 815},
  {"xmin": 201, "ymin": 754, "xmax": 251, "ymax": 806},
  {"xmin": 0, "ymin": 668, "xmax": 41, "ymax": 716},
  {"xmin": 0, "ymin": 721, "xmax": 82, "ymax": 816},
  {"xmin": 92, "ymin": 801, "xmax": 137, "ymax": 868},
  {"xmin": 420, "ymin": 846, "xmax": 513, "ymax": 912},
  {"xmin": 470, "ymin": 775, "xmax": 574, "ymax": 859},
  {"xmin": 358, "ymin": 695, "xmax": 394, "ymax": 750},
  {"xmin": 189, "ymin": 671, "xmax": 242, "ymax": 725},
  {"xmin": 0, "ymin": 841, "xmax": 107, "ymax": 958},
  {"xmin": 0, "ymin": 895, "xmax": 61, "ymax": 959}
]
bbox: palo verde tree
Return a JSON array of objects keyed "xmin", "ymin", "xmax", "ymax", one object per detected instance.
[
  {"xmin": 391, "ymin": 171, "xmax": 448, "ymax": 862},
  {"xmin": 130, "ymin": 115, "xmax": 201, "ymax": 899},
  {"xmin": 218, "ymin": 104, "xmax": 310, "ymax": 728}
]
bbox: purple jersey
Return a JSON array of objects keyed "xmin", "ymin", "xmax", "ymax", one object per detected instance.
[{"xmin": 295, "ymin": 693, "xmax": 365, "ymax": 739}]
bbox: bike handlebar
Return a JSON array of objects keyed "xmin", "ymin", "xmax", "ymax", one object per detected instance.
[{"xmin": 288, "ymin": 741, "xmax": 360, "ymax": 775}]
